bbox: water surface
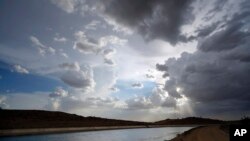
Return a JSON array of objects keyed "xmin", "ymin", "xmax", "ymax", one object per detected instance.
[{"xmin": 1, "ymin": 127, "xmax": 194, "ymax": 141}]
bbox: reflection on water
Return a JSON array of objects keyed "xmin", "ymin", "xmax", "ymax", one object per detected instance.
[{"xmin": 1, "ymin": 127, "xmax": 193, "ymax": 141}]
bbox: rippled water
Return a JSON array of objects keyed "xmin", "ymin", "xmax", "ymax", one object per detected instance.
[{"xmin": 1, "ymin": 127, "xmax": 193, "ymax": 141}]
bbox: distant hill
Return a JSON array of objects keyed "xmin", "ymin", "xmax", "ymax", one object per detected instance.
[
  {"xmin": 154, "ymin": 117, "xmax": 224, "ymax": 125},
  {"xmin": 0, "ymin": 110, "xmax": 226, "ymax": 130},
  {"xmin": 0, "ymin": 109, "xmax": 147, "ymax": 129}
]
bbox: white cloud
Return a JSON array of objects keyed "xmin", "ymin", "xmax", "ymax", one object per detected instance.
[
  {"xmin": 50, "ymin": 0, "xmax": 90, "ymax": 15},
  {"xmin": 30, "ymin": 36, "xmax": 56, "ymax": 56},
  {"xmin": 99, "ymin": 35, "xmax": 127, "ymax": 47},
  {"xmin": 49, "ymin": 87, "xmax": 69, "ymax": 98},
  {"xmin": 58, "ymin": 49, "xmax": 69, "ymax": 58},
  {"xmin": 125, "ymin": 87, "xmax": 177, "ymax": 110},
  {"xmin": 13, "ymin": 64, "xmax": 29, "ymax": 74},
  {"xmin": 50, "ymin": 0, "xmax": 76, "ymax": 13},
  {"xmin": 73, "ymin": 31, "xmax": 101, "ymax": 54},
  {"xmin": 73, "ymin": 31, "xmax": 127, "ymax": 56},
  {"xmin": 30, "ymin": 36, "xmax": 45, "ymax": 48},
  {"xmin": 0, "ymin": 96, "xmax": 8, "ymax": 108},
  {"xmin": 85, "ymin": 20, "xmax": 100, "ymax": 30},
  {"xmin": 54, "ymin": 37, "xmax": 67, "ymax": 42},
  {"xmin": 102, "ymin": 48, "xmax": 116, "ymax": 66},
  {"xmin": 48, "ymin": 87, "xmax": 69, "ymax": 110},
  {"xmin": 102, "ymin": 15, "xmax": 133, "ymax": 35},
  {"xmin": 59, "ymin": 62, "xmax": 80, "ymax": 71},
  {"xmin": 73, "ymin": 41, "xmax": 100, "ymax": 54}
]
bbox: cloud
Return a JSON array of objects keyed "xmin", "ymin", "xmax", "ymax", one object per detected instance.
[
  {"xmin": 58, "ymin": 49, "xmax": 69, "ymax": 58},
  {"xmin": 73, "ymin": 32, "xmax": 125, "ymax": 65},
  {"xmin": 60, "ymin": 65, "xmax": 95, "ymax": 91},
  {"xmin": 73, "ymin": 31, "xmax": 101, "ymax": 54},
  {"xmin": 104, "ymin": 58, "xmax": 115, "ymax": 65},
  {"xmin": 99, "ymin": 35, "xmax": 127, "ymax": 47},
  {"xmin": 145, "ymin": 74, "xmax": 154, "ymax": 79},
  {"xmin": 101, "ymin": 0, "xmax": 194, "ymax": 44},
  {"xmin": 125, "ymin": 96, "xmax": 153, "ymax": 109},
  {"xmin": 131, "ymin": 82, "xmax": 144, "ymax": 89},
  {"xmin": 73, "ymin": 31, "xmax": 127, "ymax": 55},
  {"xmin": 125, "ymin": 87, "xmax": 177, "ymax": 110},
  {"xmin": 150, "ymin": 87, "xmax": 176, "ymax": 107},
  {"xmin": 110, "ymin": 87, "xmax": 119, "ymax": 92},
  {"xmin": 198, "ymin": 22, "xmax": 250, "ymax": 52},
  {"xmin": 13, "ymin": 64, "xmax": 29, "ymax": 74},
  {"xmin": 85, "ymin": 20, "xmax": 100, "ymax": 30},
  {"xmin": 30, "ymin": 36, "xmax": 55, "ymax": 56},
  {"xmin": 0, "ymin": 96, "xmax": 8, "ymax": 109},
  {"xmin": 155, "ymin": 5, "xmax": 250, "ymax": 116},
  {"xmin": 73, "ymin": 40, "xmax": 100, "ymax": 54},
  {"xmin": 48, "ymin": 87, "xmax": 69, "ymax": 110},
  {"xmin": 50, "ymin": 0, "xmax": 91, "ymax": 16},
  {"xmin": 49, "ymin": 87, "xmax": 69, "ymax": 98},
  {"xmin": 46, "ymin": 87, "xmax": 119, "ymax": 111},
  {"xmin": 59, "ymin": 62, "xmax": 80, "ymax": 71},
  {"xmin": 103, "ymin": 48, "xmax": 115, "ymax": 55},
  {"xmin": 50, "ymin": 0, "xmax": 77, "ymax": 13},
  {"xmin": 54, "ymin": 37, "xmax": 67, "ymax": 42},
  {"xmin": 156, "ymin": 63, "xmax": 169, "ymax": 78},
  {"xmin": 102, "ymin": 48, "xmax": 116, "ymax": 65}
]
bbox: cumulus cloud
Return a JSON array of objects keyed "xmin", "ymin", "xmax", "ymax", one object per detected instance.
[
  {"xmin": 155, "ymin": 4, "xmax": 250, "ymax": 117},
  {"xmin": 151, "ymin": 87, "xmax": 176, "ymax": 107},
  {"xmin": 13, "ymin": 64, "xmax": 29, "ymax": 74},
  {"xmin": 131, "ymin": 82, "xmax": 144, "ymax": 89},
  {"xmin": 30, "ymin": 36, "xmax": 55, "ymax": 56},
  {"xmin": 49, "ymin": 87, "xmax": 68, "ymax": 98},
  {"xmin": 0, "ymin": 96, "xmax": 8, "ymax": 109},
  {"xmin": 102, "ymin": 48, "xmax": 116, "ymax": 65},
  {"xmin": 126, "ymin": 96, "xmax": 153, "ymax": 110},
  {"xmin": 125, "ymin": 87, "xmax": 177, "ymax": 110},
  {"xmin": 47, "ymin": 87, "xmax": 119, "ymax": 111},
  {"xmin": 60, "ymin": 64, "xmax": 95, "ymax": 91},
  {"xmin": 73, "ymin": 39, "xmax": 100, "ymax": 54},
  {"xmin": 59, "ymin": 62, "xmax": 80, "ymax": 71},
  {"xmin": 47, "ymin": 87, "xmax": 69, "ymax": 110},
  {"xmin": 73, "ymin": 31, "xmax": 101, "ymax": 54},
  {"xmin": 73, "ymin": 31, "xmax": 125, "ymax": 66},
  {"xmin": 101, "ymin": 0, "xmax": 194, "ymax": 44}
]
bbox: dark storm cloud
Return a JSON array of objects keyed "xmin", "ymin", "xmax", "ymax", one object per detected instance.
[
  {"xmin": 156, "ymin": 63, "xmax": 169, "ymax": 78},
  {"xmin": 102, "ymin": 0, "xmax": 194, "ymax": 45},
  {"xmin": 198, "ymin": 22, "xmax": 250, "ymax": 52},
  {"xmin": 156, "ymin": 1, "xmax": 250, "ymax": 117}
]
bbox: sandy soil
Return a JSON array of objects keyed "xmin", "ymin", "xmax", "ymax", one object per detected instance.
[{"xmin": 170, "ymin": 126, "xmax": 229, "ymax": 141}]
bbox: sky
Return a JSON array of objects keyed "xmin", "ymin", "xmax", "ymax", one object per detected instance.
[{"xmin": 0, "ymin": 0, "xmax": 250, "ymax": 121}]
